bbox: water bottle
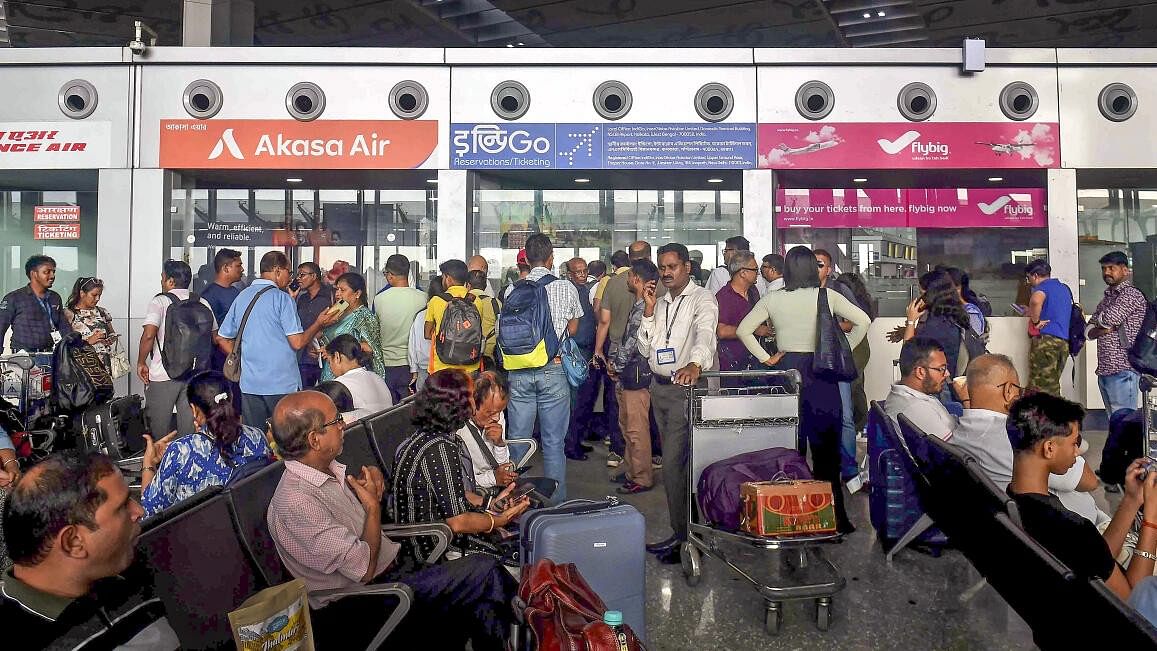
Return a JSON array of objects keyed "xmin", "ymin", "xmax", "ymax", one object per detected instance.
[{"xmin": 604, "ymin": 611, "xmax": 629, "ymax": 651}]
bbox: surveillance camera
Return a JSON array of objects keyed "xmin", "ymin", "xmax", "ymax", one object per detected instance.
[{"xmin": 129, "ymin": 40, "xmax": 146, "ymax": 54}]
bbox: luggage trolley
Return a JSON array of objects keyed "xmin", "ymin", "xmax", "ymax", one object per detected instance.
[{"xmin": 682, "ymin": 369, "xmax": 846, "ymax": 634}]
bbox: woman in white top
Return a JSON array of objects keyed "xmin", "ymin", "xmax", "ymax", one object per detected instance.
[
  {"xmin": 736, "ymin": 245, "xmax": 870, "ymax": 534},
  {"xmin": 325, "ymin": 334, "xmax": 393, "ymax": 418}
]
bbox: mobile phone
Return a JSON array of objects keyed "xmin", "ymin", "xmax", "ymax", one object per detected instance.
[
  {"xmin": 327, "ymin": 299, "xmax": 349, "ymax": 316},
  {"xmin": 289, "ymin": 279, "xmax": 301, "ymax": 292},
  {"xmin": 1010, "ymin": 303, "xmax": 1026, "ymax": 315},
  {"xmin": 493, "ymin": 483, "xmax": 536, "ymax": 511}
]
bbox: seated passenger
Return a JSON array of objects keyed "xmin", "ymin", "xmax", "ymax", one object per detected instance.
[
  {"xmin": 0, "ymin": 424, "xmax": 19, "ymax": 488},
  {"xmin": 393, "ymin": 369, "xmax": 529, "ymax": 559},
  {"xmin": 457, "ymin": 370, "xmax": 515, "ymax": 493},
  {"xmin": 0, "ymin": 450, "xmax": 167, "ymax": 649},
  {"xmin": 951, "ymin": 355, "xmax": 1107, "ymax": 526},
  {"xmin": 312, "ymin": 380, "xmax": 360, "ymax": 422},
  {"xmin": 884, "ymin": 337, "xmax": 958, "ymax": 440},
  {"xmin": 267, "ymin": 390, "xmax": 519, "ymax": 650},
  {"xmin": 325, "ymin": 334, "xmax": 393, "ymax": 418},
  {"xmin": 1007, "ymin": 392, "xmax": 1157, "ymax": 600},
  {"xmin": 140, "ymin": 371, "xmax": 271, "ymax": 518}
]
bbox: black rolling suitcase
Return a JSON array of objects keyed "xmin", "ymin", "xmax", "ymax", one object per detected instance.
[{"xmin": 80, "ymin": 395, "xmax": 147, "ymax": 461}]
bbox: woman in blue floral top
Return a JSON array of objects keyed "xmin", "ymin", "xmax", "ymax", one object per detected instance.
[{"xmin": 140, "ymin": 370, "xmax": 272, "ymax": 518}]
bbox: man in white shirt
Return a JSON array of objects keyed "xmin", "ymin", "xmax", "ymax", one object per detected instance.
[
  {"xmin": 952, "ymin": 354, "xmax": 1107, "ymax": 526},
  {"xmin": 705, "ymin": 235, "xmax": 750, "ymax": 294},
  {"xmin": 884, "ymin": 337, "xmax": 958, "ymax": 441},
  {"xmin": 136, "ymin": 260, "xmax": 218, "ymax": 436},
  {"xmin": 637, "ymin": 242, "xmax": 719, "ymax": 563},
  {"xmin": 760, "ymin": 253, "xmax": 785, "ymax": 295}
]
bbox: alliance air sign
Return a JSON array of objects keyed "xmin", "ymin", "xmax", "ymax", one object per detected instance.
[{"xmin": 159, "ymin": 120, "xmax": 438, "ymax": 169}]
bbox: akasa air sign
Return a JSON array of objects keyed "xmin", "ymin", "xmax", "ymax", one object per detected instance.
[{"xmin": 159, "ymin": 120, "xmax": 437, "ymax": 169}]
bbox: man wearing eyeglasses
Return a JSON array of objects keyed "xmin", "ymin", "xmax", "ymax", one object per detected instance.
[
  {"xmin": 884, "ymin": 337, "xmax": 957, "ymax": 441},
  {"xmin": 715, "ymin": 251, "xmax": 768, "ymax": 383},
  {"xmin": 705, "ymin": 236, "xmax": 751, "ymax": 294},
  {"xmin": 950, "ymin": 354, "xmax": 1106, "ymax": 526},
  {"xmin": 294, "ymin": 262, "xmax": 335, "ymax": 388}
]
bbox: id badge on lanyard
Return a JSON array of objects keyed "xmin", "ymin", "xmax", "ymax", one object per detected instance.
[
  {"xmin": 656, "ymin": 295, "xmax": 686, "ymax": 367},
  {"xmin": 40, "ymin": 297, "xmax": 62, "ymax": 344}
]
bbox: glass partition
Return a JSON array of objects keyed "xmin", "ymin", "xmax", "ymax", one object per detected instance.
[
  {"xmin": 475, "ymin": 184, "xmax": 742, "ymax": 291},
  {"xmin": 0, "ymin": 185, "xmax": 98, "ymax": 301},
  {"xmin": 170, "ymin": 185, "xmax": 437, "ymax": 293},
  {"xmin": 1077, "ymin": 188, "xmax": 1157, "ymax": 303}
]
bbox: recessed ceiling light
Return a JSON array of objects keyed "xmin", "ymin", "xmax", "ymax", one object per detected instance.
[
  {"xmin": 853, "ymin": 178, "xmax": 868, "ymax": 183},
  {"xmin": 863, "ymin": 12, "xmax": 871, "ymax": 18},
  {"xmin": 574, "ymin": 178, "xmax": 591, "ymax": 183},
  {"xmin": 506, "ymin": 43, "xmax": 515, "ymax": 48},
  {"xmin": 988, "ymin": 176, "xmax": 1004, "ymax": 182},
  {"xmin": 286, "ymin": 177, "xmax": 303, "ymax": 183},
  {"xmin": 707, "ymin": 178, "xmax": 724, "ymax": 184},
  {"xmin": 877, "ymin": 10, "xmax": 886, "ymax": 17}
]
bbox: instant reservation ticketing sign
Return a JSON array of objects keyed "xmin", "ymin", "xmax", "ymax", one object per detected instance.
[{"xmin": 450, "ymin": 123, "xmax": 757, "ymax": 169}]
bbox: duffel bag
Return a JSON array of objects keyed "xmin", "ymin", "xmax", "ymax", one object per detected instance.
[{"xmin": 696, "ymin": 447, "xmax": 812, "ymax": 531}]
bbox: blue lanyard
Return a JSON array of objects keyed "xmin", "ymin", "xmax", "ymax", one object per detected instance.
[{"xmin": 37, "ymin": 296, "xmax": 54, "ymax": 323}]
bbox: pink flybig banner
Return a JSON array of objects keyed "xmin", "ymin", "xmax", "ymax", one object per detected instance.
[
  {"xmin": 775, "ymin": 188, "xmax": 1046, "ymax": 229},
  {"xmin": 758, "ymin": 122, "xmax": 1059, "ymax": 169}
]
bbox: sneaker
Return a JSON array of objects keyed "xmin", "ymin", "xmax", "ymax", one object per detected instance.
[
  {"xmin": 651, "ymin": 456, "xmax": 663, "ymax": 469},
  {"xmin": 606, "ymin": 452, "xmax": 623, "ymax": 468},
  {"xmin": 617, "ymin": 480, "xmax": 652, "ymax": 495}
]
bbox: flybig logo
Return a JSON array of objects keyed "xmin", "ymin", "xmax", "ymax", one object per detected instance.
[
  {"xmin": 976, "ymin": 195, "xmax": 1033, "ymax": 217},
  {"xmin": 875, "ymin": 131, "xmax": 949, "ymax": 157}
]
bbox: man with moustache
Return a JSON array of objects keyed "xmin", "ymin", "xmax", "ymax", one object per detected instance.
[
  {"xmin": 1087, "ymin": 251, "xmax": 1148, "ymax": 417},
  {"xmin": 636, "ymin": 243, "xmax": 718, "ymax": 564},
  {"xmin": 0, "ymin": 254, "xmax": 73, "ymax": 353}
]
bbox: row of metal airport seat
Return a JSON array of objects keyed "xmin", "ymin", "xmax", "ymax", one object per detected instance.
[
  {"xmin": 124, "ymin": 398, "xmax": 454, "ymax": 650},
  {"xmin": 869, "ymin": 401, "xmax": 1157, "ymax": 649}
]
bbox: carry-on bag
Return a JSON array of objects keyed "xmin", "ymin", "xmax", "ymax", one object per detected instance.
[
  {"xmin": 518, "ymin": 559, "xmax": 645, "ymax": 651},
  {"xmin": 80, "ymin": 394, "xmax": 146, "ymax": 461},
  {"xmin": 696, "ymin": 447, "xmax": 812, "ymax": 532},
  {"xmin": 520, "ymin": 498, "xmax": 647, "ymax": 644}
]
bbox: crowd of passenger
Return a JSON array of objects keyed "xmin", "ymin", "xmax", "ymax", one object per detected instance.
[{"xmin": 4, "ymin": 235, "xmax": 1157, "ymax": 648}]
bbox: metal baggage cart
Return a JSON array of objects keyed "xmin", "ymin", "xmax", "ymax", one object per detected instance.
[
  {"xmin": 681, "ymin": 369, "xmax": 846, "ymax": 634},
  {"xmin": 1143, "ymin": 375, "xmax": 1157, "ymax": 460}
]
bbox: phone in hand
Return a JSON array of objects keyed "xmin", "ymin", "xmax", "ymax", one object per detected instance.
[
  {"xmin": 492, "ymin": 483, "xmax": 536, "ymax": 511},
  {"xmin": 327, "ymin": 299, "xmax": 349, "ymax": 316},
  {"xmin": 1010, "ymin": 303, "xmax": 1026, "ymax": 316},
  {"xmin": 289, "ymin": 279, "xmax": 301, "ymax": 292}
]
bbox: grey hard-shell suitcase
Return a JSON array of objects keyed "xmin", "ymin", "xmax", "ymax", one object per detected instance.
[{"xmin": 520, "ymin": 497, "xmax": 647, "ymax": 644}]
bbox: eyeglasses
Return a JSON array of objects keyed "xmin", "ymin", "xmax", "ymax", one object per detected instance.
[
  {"xmin": 922, "ymin": 364, "xmax": 950, "ymax": 375},
  {"xmin": 316, "ymin": 414, "xmax": 345, "ymax": 431},
  {"xmin": 740, "ymin": 267, "xmax": 759, "ymax": 274},
  {"xmin": 297, "ymin": 271, "xmax": 316, "ymax": 277},
  {"xmin": 996, "ymin": 381, "xmax": 1024, "ymax": 397}
]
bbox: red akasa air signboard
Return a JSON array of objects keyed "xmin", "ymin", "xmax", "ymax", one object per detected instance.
[
  {"xmin": 758, "ymin": 122, "xmax": 1059, "ymax": 169},
  {"xmin": 159, "ymin": 120, "xmax": 438, "ymax": 169}
]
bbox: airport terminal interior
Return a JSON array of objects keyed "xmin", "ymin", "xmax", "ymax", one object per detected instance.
[{"xmin": 4, "ymin": 1, "xmax": 1157, "ymax": 649}]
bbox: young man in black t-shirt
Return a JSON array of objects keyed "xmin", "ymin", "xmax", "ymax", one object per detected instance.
[{"xmin": 1007, "ymin": 392, "xmax": 1157, "ymax": 599}]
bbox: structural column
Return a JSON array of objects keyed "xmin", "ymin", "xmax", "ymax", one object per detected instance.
[
  {"xmin": 182, "ymin": 0, "xmax": 254, "ymax": 46},
  {"xmin": 437, "ymin": 169, "xmax": 471, "ymax": 264},
  {"xmin": 1047, "ymin": 167, "xmax": 1082, "ymax": 403},
  {"xmin": 742, "ymin": 168, "xmax": 776, "ymax": 257}
]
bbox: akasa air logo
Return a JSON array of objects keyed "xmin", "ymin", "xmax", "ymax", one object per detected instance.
[
  {"xmin": 977, "ymin": 195, "xmax": 1033, "ymax": 217},
  {"xmin": 208, "ymin": 129, "xmax": 244, "ymax": 160},
  {"xmin": 876, "ymin": 130, "xmax": 949, "ymax": 157}
]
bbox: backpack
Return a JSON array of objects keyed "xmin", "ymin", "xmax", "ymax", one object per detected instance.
[
  {"xmin": 434, "ymin": 292, "xmax": 483, "ymax": 366},
  {"xmin": 52, "ymin": 332, "xmax": 114, "ymax": 412},
  {"xmin": 955, "ymin": 323, "xmax": 989, "ymax": 376},
  {"xmin": 1067, "ymin": 302, "xmax": 1087, "ymax": 358},
  {"xmin": 158, "ymin": 292, "xmax": 216, "ymax": 381},
  {"xmin": 497, "ymin": 275, "xmax": 561, "ymax": 370},
  {"xmin": 1129, "ymin": 298, "xmax": 1157, "ymax": 375},
  {"xmin": 572, "ymin": 281, "xmax": 597, "ymax": 351}
]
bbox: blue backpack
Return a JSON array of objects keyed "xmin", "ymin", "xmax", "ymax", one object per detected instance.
[
  {"xmin": 572, "ymin": 280, "xmax": 597, "ymax": 352},
  {"xmin": 498, "ymin": 275, "xmax": 560, "ymax": 370}
]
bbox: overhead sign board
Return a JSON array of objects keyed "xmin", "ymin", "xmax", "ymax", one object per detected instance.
[
  {"xmin": 450, "ymin": 123, "xmax": 756, "ymax": 170},
  {"xmin": 34, "ymin": 222, "xmax": 81, "ymax": 240},
  {"xmin": 0, "ymin": 122, "xmax": 112, "ymax": 169},
  {"xmin": 159, "ymin": 120, "xmax": 438, "ymax": 169},
  {"xmin": 758, "ymin": 122, "xmax": 1060, "ymax": 169},
  {"xmin": 775, "ymin": 188, "xmax": 1046, "ymax": 228},
  {"xmin": 34, "ymin": 205, "xmax": 81, "ymax": 222}
]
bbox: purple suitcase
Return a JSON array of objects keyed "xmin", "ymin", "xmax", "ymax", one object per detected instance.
[{"xmin": 696, "ymin": 447, "xmax": 812, "ymax": 531}]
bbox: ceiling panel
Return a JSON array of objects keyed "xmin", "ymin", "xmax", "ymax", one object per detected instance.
[{"xmin": 1, "ymin": 0, "xmax": 1155, "ymax": 48}]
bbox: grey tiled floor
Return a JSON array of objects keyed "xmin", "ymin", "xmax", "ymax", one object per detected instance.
[{"xmin": 562, "ymin": 429, "xmax": 1117, "ymax": 650}]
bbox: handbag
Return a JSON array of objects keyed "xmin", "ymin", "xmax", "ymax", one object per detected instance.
[
  {"xmin": 812, "ymin": 288, "xmax": 858, "ymax": 382},
  {"xmin": 560, "ymin": 336, "xmax": 590, "ymax": 389},
  {"xmin": 518, "ymin": 559, "xmax": 646, "ymax": 651},
  {"xmin": 223, "ymin": 287, "xmax": 275, "ymax": 383},
  {"xmin": 108, "ymin": 339, "xmax": 131, "ymax": 380}
]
